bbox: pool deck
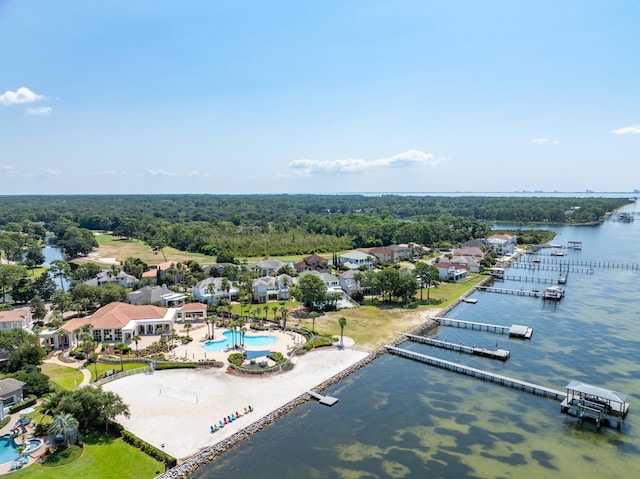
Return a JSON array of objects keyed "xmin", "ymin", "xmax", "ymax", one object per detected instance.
[{"xmin": 0, "ymin": 413, "xmax": 51, "ymax": 475}]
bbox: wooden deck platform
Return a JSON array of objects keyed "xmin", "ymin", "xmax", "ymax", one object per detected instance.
[
  {"xmin": 386, "ymin": 346, "xmax": 565, "ymax": 400},
  {"xmin": 402, "ymin": 333, "xmax": 510, "ymax": 360},
  {"xmin": 308, "ymin": 390, "xmax": 339, "ymax": 406},
  {"xmin": 477, "ymin": 286, "xmax": 542, "ymax": 297},
  {"xmin": 433, "ymin": 317, "xmax": 533, "ymax": 339}
]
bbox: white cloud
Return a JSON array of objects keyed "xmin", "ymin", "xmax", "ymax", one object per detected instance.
[
  {"xmin": 143, "ymin": 169, "xmax": 176, "ymax": 177},
  {"xmin": 0, "ymin": 87, "xmax": 45, "ymax": 106},
  {"xmin": 27, "ymin": 106, "xmax": 52, "ymax": 116},
  {"xmin": 610, "ymin": 124, "xmax": 640, "ymax": 135},
  {"xmin": 47, "ymin": 168, "xmax": 62, "ymax": 176},
  {"xmin": 1, "ymin": 164, "xmax": 14, "ymax": 173},
  {"xmin": 289, "ymin": 149, "xmax": 442, "ymax": 174},
  {"xmin": 531, "ymin": 138, "xmax": 560, "ymax": 145}
]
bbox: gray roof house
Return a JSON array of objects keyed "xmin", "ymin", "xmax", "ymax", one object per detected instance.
[
  {"xmin": 0, "ymin": 378, "xmax": 26, "ymax": 408},
  {"xmin": 85, "ymin": 270, "xmax": 138, "ymax": 288},
  {"xmin": 252, "ymin": 274, "xmax": 295, "ymax": 303},
  {"xmin": 338, "ymin": 250, "xmax": 375, "ymax": 269},
  {"xmin": 339, "ymin": 269, "xmax": 362, "ymax": 295},
  {"xmin": 249, "ymin": 259, "xmax": 288, "ymax": 277},
  {"xmin": 127, "ymin": 285, "xmax": 186, "ymax": 307},
  {"xmin": 192, "ymin": 277, "xmax": 240, "ymax": 304}
]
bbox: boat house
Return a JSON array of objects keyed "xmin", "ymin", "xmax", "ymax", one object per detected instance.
[{"xmin": 560, "ymin": 380, "xmax": 630, "ymax": 429}]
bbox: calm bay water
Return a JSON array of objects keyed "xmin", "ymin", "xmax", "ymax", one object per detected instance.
[{"xmin": 190, "ymin": 204, "xmax": 640, "ymax": 479}]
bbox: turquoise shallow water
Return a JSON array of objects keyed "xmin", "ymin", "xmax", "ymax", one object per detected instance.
[{"xmin": 190, "ymin": 205, "xmax": 640, "ymax": 479}]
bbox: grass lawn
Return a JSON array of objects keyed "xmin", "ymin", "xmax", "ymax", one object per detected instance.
[
  {"xmin": 40, "ymin": 363, "xmax": 84, "ymax": 390},
  {"xmin": 79, "ymin": 234, "xmax": 216, "ymax": 266},
  {"xmin": 88, "ymin": 361, "xmax": 150, "ymax": 383},
  {"xmin": 7, "ymin": 433, "xmax": 164, "ymax": 479},
  {"xmin": 293, "ymin": 275, "xmax": 485, "ymax": 350}
]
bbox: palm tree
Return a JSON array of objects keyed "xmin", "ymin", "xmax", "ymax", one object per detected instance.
[
  {"xmin": 132, "ymin": 335, "xmax": 141, "ymax": 355},
  {"xmin": 73, "ymin": 328, "xmax": 82, "ymax": 348},
  {"xmin": 184, "ymin": 322, "xmax": 193, "ymax": 340},
  {"xmin": 221, "ymin": 277, "xmax": 231, "ymax": 301},
  {"xmin": 272, "ymin": 305, "xmax": 279, "ymax": 325},
  {"xmin": 48, "ymin": 412, "xmax": 79, "ymax": 447},
  {"xmin": 338, "ymin": 316, "xmax": 347, "ymax": 348},
  {"xmin": 38, "ymin": 392, "xmax": 62, "ymax": 420},
  {"xmin": 49, "ymin": 259, "xmax": 70, "ymax": 290},
  {"xmin": 114, "ymin": 342, "xmax": 128, "ymax": 371},
  {"xmin": 279, "ymin": 306, "xmax": 289, "ymax": 330},
  {"xmin": 309, "ymin": 311, "xmax": 319, "ymax": 333}
]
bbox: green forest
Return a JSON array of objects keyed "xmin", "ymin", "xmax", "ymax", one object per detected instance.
[{"xmin": 0, "ymin": 195, "xmax": 631, "ymax": 259}]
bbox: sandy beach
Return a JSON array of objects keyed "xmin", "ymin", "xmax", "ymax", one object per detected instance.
[{"xmin": 103, "ymin": 344, "xmax": 368, "ymax": 461}]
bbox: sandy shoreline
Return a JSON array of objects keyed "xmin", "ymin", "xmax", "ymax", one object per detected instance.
[{"xmin": 103, "ymin": 346, "xmax": 369, "ymax": 462}]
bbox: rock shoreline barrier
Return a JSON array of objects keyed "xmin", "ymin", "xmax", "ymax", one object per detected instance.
[{"xmin": 157, "ymin": 279, "xmax": 490, "ymax": 479}]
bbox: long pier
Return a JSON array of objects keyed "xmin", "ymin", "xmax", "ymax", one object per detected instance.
[
  {"xmin": 517, "ymin": 257, "xmax": 640, "ymax": 271},
  {"xmin": 433, "ymin": 317, "xmax": 533, "ymax": 338},
  {"xmin": 510, "ymin": 263, "xmax": 594, "ymax": 274},
  {"xmin": 500, "ymin": 275, "xmax": 562, "ymax": 284},
  {"xmin": 387, "ymin": 346, "xmax": 565, "ymax": 400},
  {"xmin": 476, "ymin": 286, "xmax": 542, "ymax": 297},
  {"xmin": 402, "ymin": 333, "xmax": 510, "ymax": 360}
]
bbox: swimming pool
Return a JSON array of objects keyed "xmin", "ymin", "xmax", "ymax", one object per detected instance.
[{"xmin": 202, "ymin": 330, "xmax": 277, "ymax": 352}]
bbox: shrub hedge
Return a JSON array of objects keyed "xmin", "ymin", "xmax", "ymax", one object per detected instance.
[
  {"xmin": 121, "ymin": 429, "xmax": 177, "ymax": 468},
  {"xmin": 9, "ymin": 394, "xmax": 37, "ymax": 414}
]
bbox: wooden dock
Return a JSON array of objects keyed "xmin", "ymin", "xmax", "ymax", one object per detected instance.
[
  {"xmin": 476, "ymin": 286, "xmax": 542, "ymax": 297},
  {"xmin": 308, "ymin": 390, "xmax": 339, "ymax": 406},
  {"xmin": 387, "ymin": 346, "xmax": 565, "ymax": 400},
  {"xmin": 517, "ymin": 256, "xmax": 639, "ymax": 271},
  {"xmin": 433, "ymin": 317, "xmax": 533, "ymax": 339},
  {"xmin": 402, "ymin": 333, "xmax": 510, "ymax": 360},
  {"xmin": 499, "ymin": 275, "xmax": 565, "ymax": 285},
  {"xmin": 511, "ymin": 262, "xmax": 595, "ymax": 274}
]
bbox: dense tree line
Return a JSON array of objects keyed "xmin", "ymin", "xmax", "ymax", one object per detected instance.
[{"xmin": 0, "ymin": 195, "xmax": 631, "ymax": 258}]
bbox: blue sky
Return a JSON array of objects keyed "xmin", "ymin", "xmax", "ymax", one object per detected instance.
[{"xmin": 1, "ymin": 1, "xmax": 638, "ymax": 195}]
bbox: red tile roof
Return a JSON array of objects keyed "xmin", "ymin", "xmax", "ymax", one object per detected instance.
[{"xmin": 62, "ymin": 302, "xmax": 170, "ymax": 332}]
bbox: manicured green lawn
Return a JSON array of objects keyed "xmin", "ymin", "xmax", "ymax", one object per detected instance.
[
  {"xmin": 88, "ymin": 361, "xmax": 150, "ymax": 383},
  {"xmin": 7, "ymin": 433, "xmax": 164, "ymax": 479},
  {"xmin": 40, "ymin": 363, "xmax": 84, "ymax": 390}
]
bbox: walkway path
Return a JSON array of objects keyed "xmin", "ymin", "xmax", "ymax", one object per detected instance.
[{"xmin": 43, "ymin": 352, "xmax": 92, "ymax": 387}]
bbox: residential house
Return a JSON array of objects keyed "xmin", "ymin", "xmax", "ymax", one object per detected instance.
[
  {"xmin": 0, "ymin": 378, "xmax": 26, "ymax": 409},
  {"xmin": 460, "ymin": 238, "xmax": 487, "ymax": 250},
  {"xmin": 85, "ymin": 270, "xmax": 138, "ymax": 288},
  {"xmin": 179, "ymin": 302, "xmax": 208, "ymax": 322},
  {"xmin": 486, "ymin": 234, "xmax": 518, "ymax": 256},
  {"xmin": 339, "ymin": 270, "xmax": 362, "ymax": 296},
  {"xmin": 338, "ymin": 250, "xmax": 375, "ymax": 270},
  {"xmin": 453, "ymin": 247, "xmax": 484, "ymax": 259},
  {"xmin": 433, "ymin": 262, "xmax": 470, "ymax": 282},
  {"xmin": 250, "ymin": 259, "xmax": 287, "ymax": 277},
  {"xmin": 300, "ymin": 271, "xmax": 341, "ymax": 294},
  {"xmin": 450, "ymin": 255, "xmax": 484, "ymax": 273},
  {"xmin": 202, "ymin": 263, "xmax": 234, "ymax": 277},
  {"xmin": 141, "ymin": 261, "xmax": 182, "ymax": 285},
  {"xmin": 192, "ymin": 277, "xmax": 240, "ymax": 304},
  {"xmin": 127, "ymin": 285, "xmax": 186, "ymax": 307},
  {"xmin": 252, "ymin": 274, "xmax": 295, "ymax": 303},
  {"xmin": 368, "ymin": 247, "xmax": 396, "ymax": 264},
  {"xmin": 0, "ymin": 308, "xmax": 33, "ymax": 331},
  {"xmin": 387, "ymin": 244, "xmax": 414, "ymax": 260},
  {"xmin": 54, "ymin": 302, "xmax": 177, "ymax": 347},
  {"xmin": 293, "ymin": 254, "xmax": 329, "ymax": 273}
]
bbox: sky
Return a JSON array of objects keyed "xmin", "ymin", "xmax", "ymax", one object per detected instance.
[{"xmin": 1, "ymin": 1, "xmax": 639, "ymax": 195}]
